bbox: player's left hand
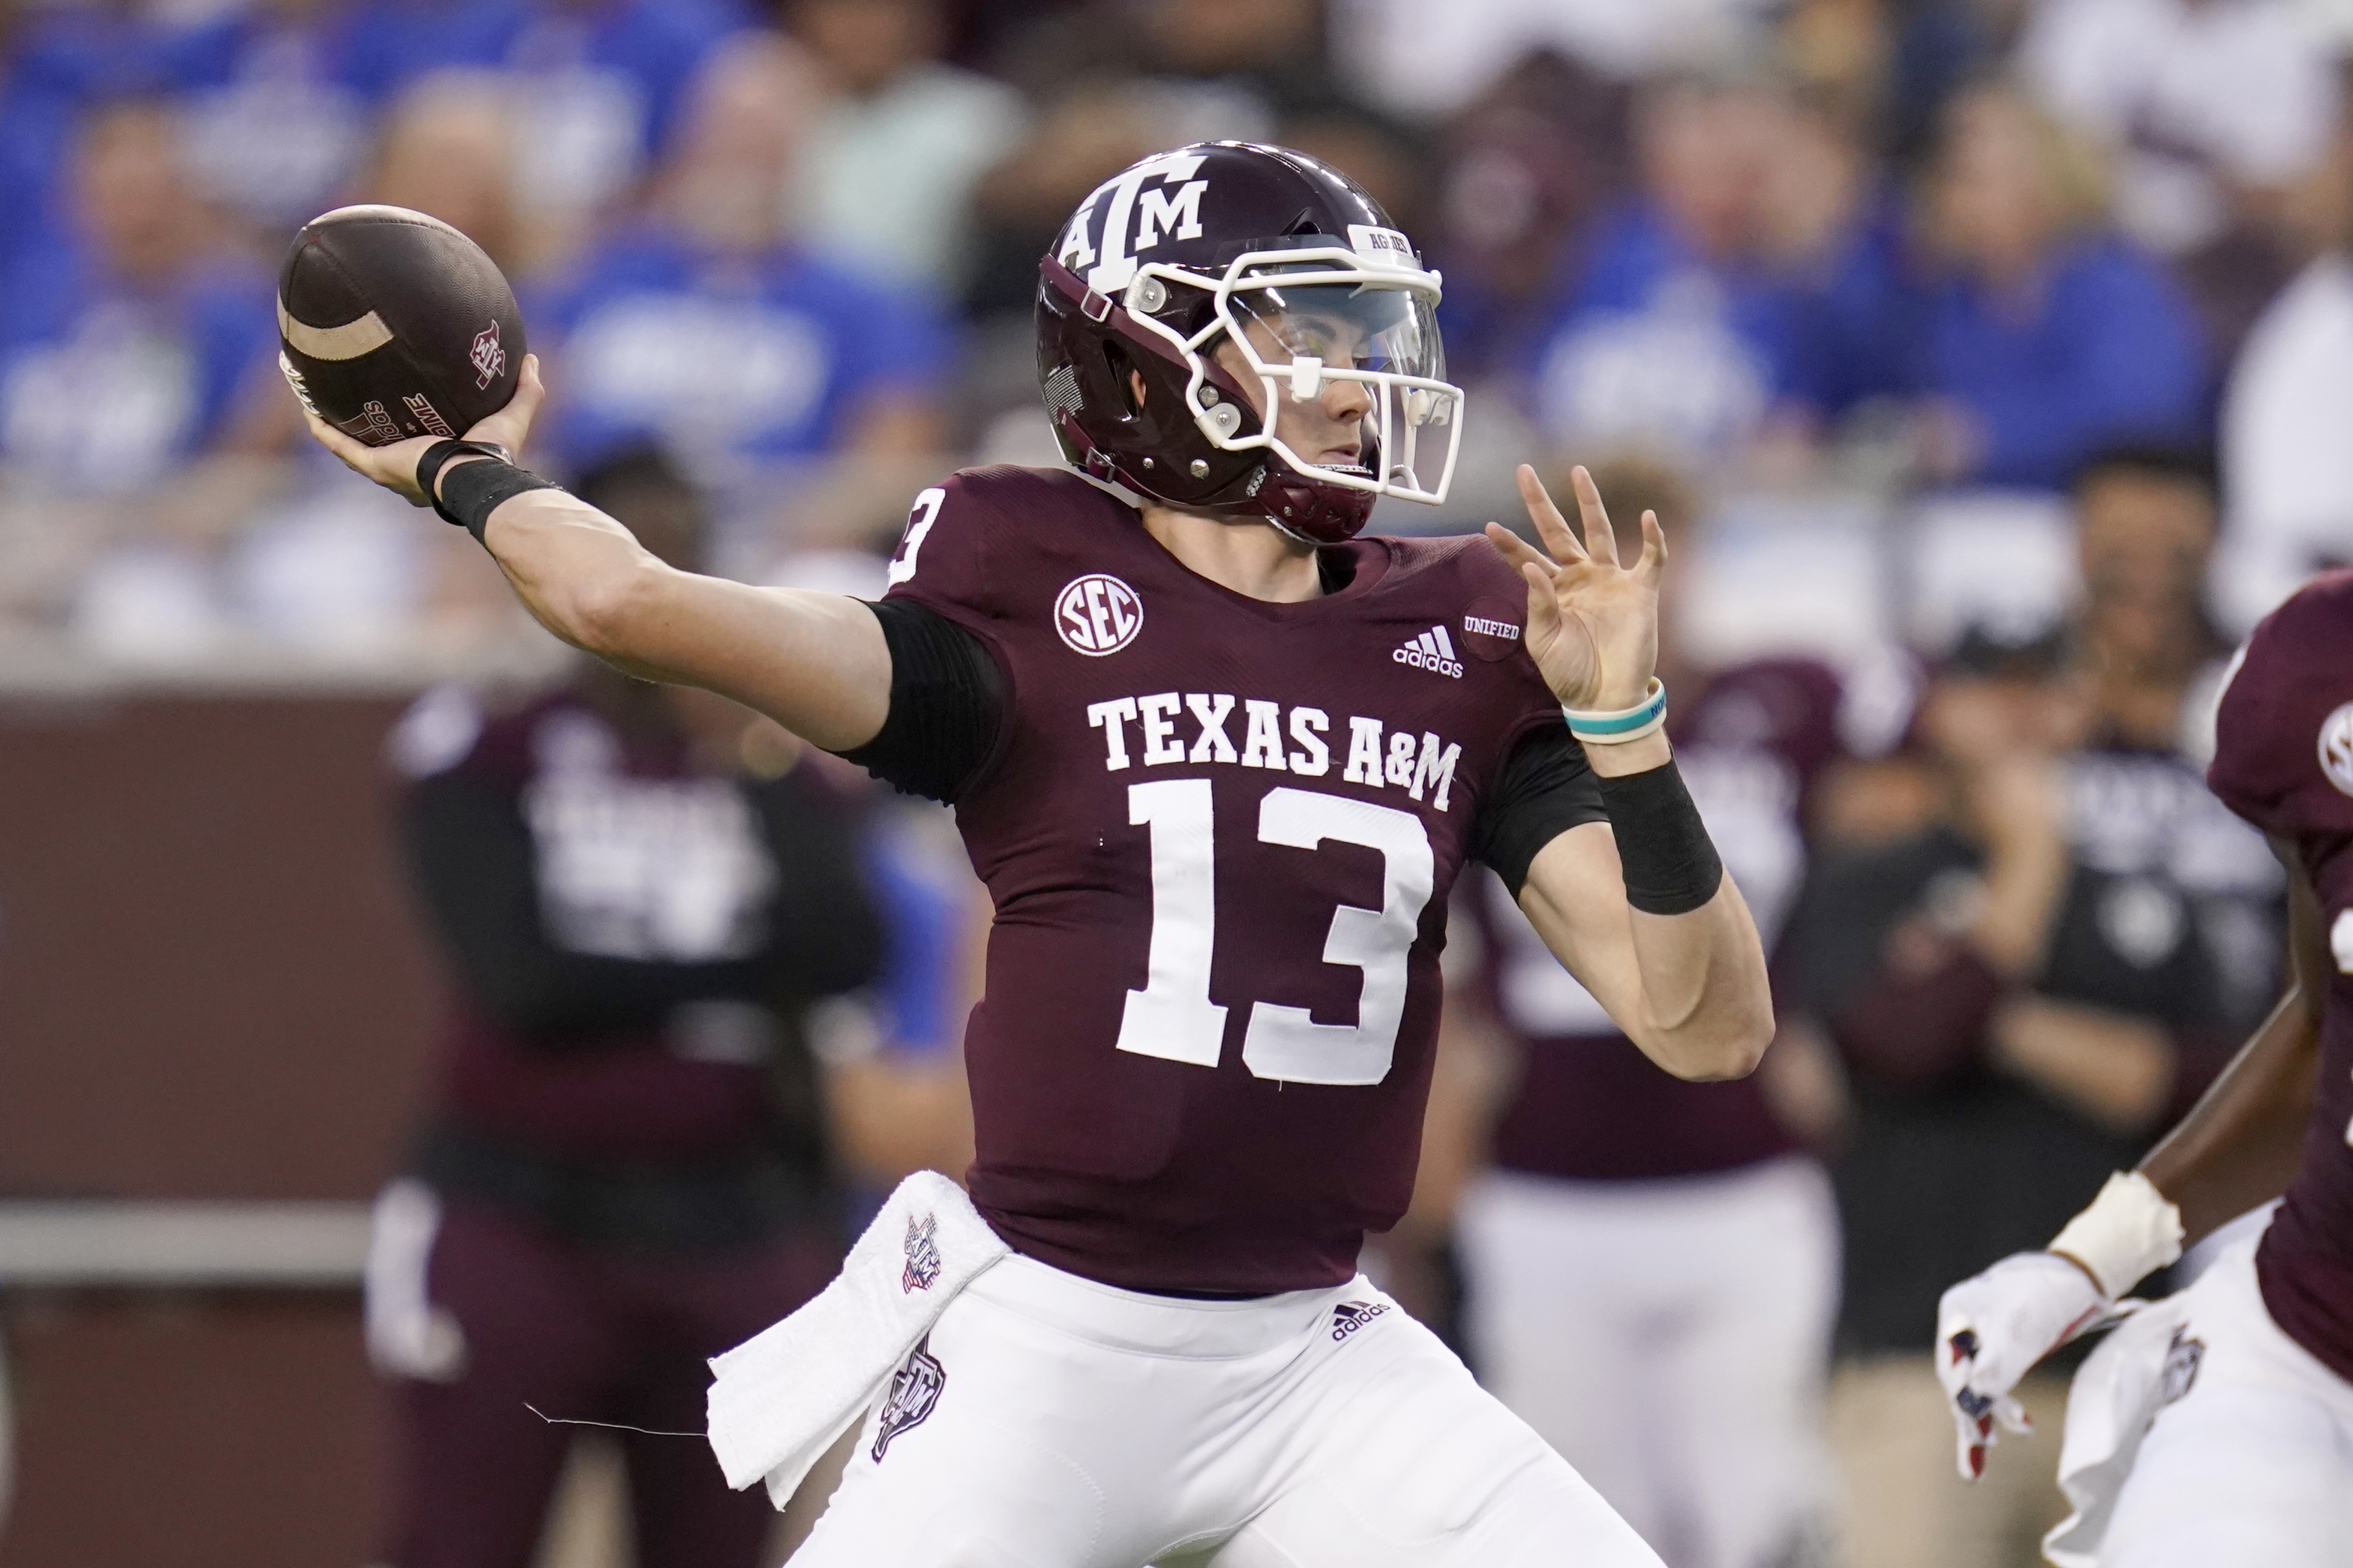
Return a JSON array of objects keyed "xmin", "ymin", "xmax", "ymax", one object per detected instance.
[
  {"xmin": 302, "ymin": 352, "xmax": 546, "ymax": 507},
  {"xmin": 1483, "ymin": 464, "xmax": 1662, "ymax": 711},
  {"xmin": 1934, "ymin": 1251, "xmax": 2115, "ymax": 1481}
]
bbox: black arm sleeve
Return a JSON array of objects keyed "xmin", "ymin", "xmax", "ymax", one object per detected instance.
[
  {"xmin": 1468, "ymin": 724, "xmax": 1610, "ymax": 897},
  {"xmin": 404, "ymin": 772, "xmax": 766, "ymax": 1040},
  {"xmin": 835, "ymin": 598, "xmax": 1009, "ymax": 803}
]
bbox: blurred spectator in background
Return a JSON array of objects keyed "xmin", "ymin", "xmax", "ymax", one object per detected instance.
[
  {"xmin": 538, "ymin": 32, "xmax": 947, "ymax": 549},
  {"xmin": 364, "ymin": 72, "xmax": 529, "ymax": 279},
  {"xmin": 367, "ymin": 445, "xmax": 883, "ymax": 1568},
  {"xmin": 1533, "ymin": 74, "xmax": 1790, "ymax": 465},
  {"xmin": 0, "ymin": 0, "xmax": 201, "ymax": 284},
  {"xmin": 0, "ymin": 96, "xmax": 289, "ymax": 646},
  {"xmin": 1774, "ymin": 0, "xmax": 1999, "ymax": 168},
  {"xmin": 786, "ymin": 0, "xmax": 1028, "ymax": 294},
  {"xmin": 2018, "ymin": 0, "xmax": 2338, "ymax": 273},
  {"xmin": 1421, "ymin": 457, "xmax": 1901, "ymax": 1568},
  {"xmin": 1337, "ymin": 0, "xmax": 1781, "ymax": 118},
  {"xmin": 961, "ymin": 0, "xmax": 1369, "ymax": 321},
  {"xmin": 1789, "ymin": 447, "xmax": 2281, "ymax": 1568},
  {"xmin": 1908, "ymin": 84, "xmax": 2204, "ymax": 491},
  {"xmin": 0, "ymin": 98, "xmax": 279, "ymax": 497},
  {"xmin": 2214, "ymin": 90, "xmax": 2353, "ymax": 631},
  {"xmin": 1532, "ymin": 70, "xmax": 1902, "ymax": 470},
  {"xmin": 168, "ymin": 0, "xmax": 379, "ymax": 241},
  {"xmin": 1426, "ymin": 49, "xmax": 1627, "ymax": 383},
  {"xmin": 487, "ymin": 0, "xmax": 749, "ymax": 276}
]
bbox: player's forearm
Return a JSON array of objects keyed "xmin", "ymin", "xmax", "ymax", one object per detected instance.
[
  {"xmin": 479, "ymin": 490, "xmax": 893, "ymax": 751},
  {"xmin": 476, "ymin": 487, "xmax": 653, "ymax": 652},
  {"xmin": 1621, "ymin": 878, "xmax": 1776, "ymax": 1080},
  {"xmin": 2134, "ymin": 839, "xmax": 2324, "ymax": 1243},
  {"xmin": 1519, "ymin": 830, "xmax": 1773, "ymax": 1081},
  {"xmin": 2137, "ymin": 982, "xmax": 2320, "ymax": 1242}
]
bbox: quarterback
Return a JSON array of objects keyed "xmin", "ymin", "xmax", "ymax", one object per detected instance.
[
  {"xmin": 1937, "ymin": 573, "xmax": 2353, "ymax": 1565},
  {"xmin": 306, "ymin": 143, "xmax": 1772, "ymax": 1564}
]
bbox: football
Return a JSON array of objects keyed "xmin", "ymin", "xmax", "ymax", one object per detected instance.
[{"xmin": 277, "ymin": 204, "xmax": 525, "ymax": 447}]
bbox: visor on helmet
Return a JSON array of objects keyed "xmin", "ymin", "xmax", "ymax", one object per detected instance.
[
  {"xmin": 1216, "ymin": 268, "xmax": 1457, "ymax": 503},
  {"xmin": 1105, "ymin": 237, "xmax": 1465, "ymax": 512}
]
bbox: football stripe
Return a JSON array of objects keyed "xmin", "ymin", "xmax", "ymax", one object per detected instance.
[{"xmin": 277, "ymin": 298, "xmax": 394, "ymax": 361}]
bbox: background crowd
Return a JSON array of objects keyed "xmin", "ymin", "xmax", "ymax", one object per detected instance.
[{"xmin": 0, "ymin": 1, "xmax": 2344, "ymax": 1567}]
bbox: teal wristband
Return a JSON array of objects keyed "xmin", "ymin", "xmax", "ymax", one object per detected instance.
[{"xmin": 1564, "ymin": 678, "xmax": 1668, "ymax": 744}]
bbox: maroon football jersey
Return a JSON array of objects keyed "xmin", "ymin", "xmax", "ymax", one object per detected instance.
[
  {"xmin": 1475, "ymin": 657, "xmax": 1895, "ymax": 1181},
  {"xmin": 882, "ymin": 465, "xmax": 1572, "ymax": 1292},
  {"xmin": 2206, "ymin": 570, "xmax": 2353, "ymax": 1387}
]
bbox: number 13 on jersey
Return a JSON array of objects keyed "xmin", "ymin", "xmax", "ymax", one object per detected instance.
[{"xmin": 1117, "ymin": 779, "xmax": 1434, "ymax": 1086}]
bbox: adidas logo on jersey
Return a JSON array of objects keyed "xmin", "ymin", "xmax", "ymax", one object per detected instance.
[
  {"xmin": 1393, "ymin": 626, "xmax": 1463, "ymax": 679},
  {"xmin": 1330, "ymin": 1299, "xmax": 1393, "ymax": 1341}
]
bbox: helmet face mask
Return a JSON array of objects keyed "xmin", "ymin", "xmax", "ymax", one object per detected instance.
[
  {"xmin": 1150, "ymin": 249, "xmax": 1460, "ymax": 512},
  {"xmin": 1034, "ymin": 143, "xmax": 1466, "ymax": 544}
]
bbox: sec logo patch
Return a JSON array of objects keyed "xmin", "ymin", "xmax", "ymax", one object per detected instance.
[
  {"xmin": 1056, "ymin": 573, "xmax": 1143, "ymax": 656},
  {"xmin": 2320, "ymin": 703, "xmax": 2353, "ymax": 796}
]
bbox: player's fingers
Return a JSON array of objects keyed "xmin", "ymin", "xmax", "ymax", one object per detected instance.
[
  {"xmin": 1570, "ymin": 464, "xmax": 1618, "ymax": 568},
  {"xmin": 1515, "ymin": 464, "xmax": 1585, "ymax": 563},
  {"xmin": 1952, "ymin": 1405, "xmax": 1990, "ymax": 1481},
  {"xmin": 1637, "ymin": 510, "xmax": 1667, "ymax": 583},
  {"xmin": 1519, "ymin": 560, "xmax": 1562, "ymax": 636},
  {"xmin": 303, "ymin": 409, "xmax": 372, "ymax": 474},
  {"xmin": 1484, "ymin": 521, "xmax": 1560, "ymax": 582},
  {"xmin": 472, "ymin": 353, "xmax": 546, "ymax": 450}
]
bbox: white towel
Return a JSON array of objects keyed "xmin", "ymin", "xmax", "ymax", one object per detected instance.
[
  {"xmin": 706, "ymin": 1169, "xmax": 1010, "ymax": 1508},
  {"xmin": 2043, "ymin": 1293, "xmax": 2189, "ymax": 1567}
]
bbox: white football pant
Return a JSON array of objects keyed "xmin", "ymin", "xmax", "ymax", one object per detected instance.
[
  {"xmin": 790, "ymin": 1251, "xmax": 1665, "ymax": 1567},
  {"xmin": 1456, "ymin": 1157, "xmax": 1839, "ymax": 1568},
  {"xmin": 2097, "ymin": 1240, "xmax": 2353, "ymax": 1567}
]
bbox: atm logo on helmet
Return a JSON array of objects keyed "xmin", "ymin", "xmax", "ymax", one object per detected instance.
[{"xmin": 1059, "ymin": 152, "xmax": 1209, "ymax": 294}]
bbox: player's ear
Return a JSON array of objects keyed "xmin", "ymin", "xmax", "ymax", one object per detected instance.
[{"xmin": 1130, "ymin": 369, "xmax": 1148, "ymax": 410}]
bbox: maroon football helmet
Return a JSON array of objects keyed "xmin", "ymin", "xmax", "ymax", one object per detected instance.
[{"xmin": 1034, "ymin": 142, "xmax": 1463, "ymax": 544}]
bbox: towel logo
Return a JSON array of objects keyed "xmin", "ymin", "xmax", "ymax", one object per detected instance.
[
  {"xmin": 901, "ymin": 1213, "xmax": 942, "ymax": 1293},
  {"xmin": 872, "ymin": 1333, "xmax": 945, "ymax": 1461},
  {"xmin": 2157, "ymin": 1327, "xmax": 2204, "ymax": 1408}
]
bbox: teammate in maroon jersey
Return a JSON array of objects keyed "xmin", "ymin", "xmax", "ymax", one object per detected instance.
[
  {"xmin": 302, "ymin": 142, "xmax": 1773, "ymax": 1566},
  {"xmin": 1936, "ymin": 572, "xmax": 2353, "ymax": 1565}
]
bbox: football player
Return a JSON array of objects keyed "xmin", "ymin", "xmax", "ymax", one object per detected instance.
[
  {"xmin": 304, "ymin": 142, "xmax": 1774, "ymax": 1566},
  {"xmin": 1936, "ymin": 573, "xmax": 2353, "ymax": 1565}
]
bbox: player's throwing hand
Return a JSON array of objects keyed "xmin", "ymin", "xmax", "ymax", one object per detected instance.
[
  {"xmin": 1483, "ymin": 464, "xmax": 1664, "ymax": 713},
  {"xmin": 302, "ymin": 353, "xmax": 547, "ymax": 507}
]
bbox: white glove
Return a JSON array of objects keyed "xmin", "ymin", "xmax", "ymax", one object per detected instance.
[{"xmin": 1934, "ymin": 1251, "xmax": 2114, "ymax": 1481}]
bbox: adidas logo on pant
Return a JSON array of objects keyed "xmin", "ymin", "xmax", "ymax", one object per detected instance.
[{"xmin": 1392, "ymin": 625, "xmax": 1463, "ymax": 679}]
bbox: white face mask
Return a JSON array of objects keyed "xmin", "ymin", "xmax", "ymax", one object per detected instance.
[{"xmin": 1118, "ymin": 244, "xmax": 1465, "ymax": 509}]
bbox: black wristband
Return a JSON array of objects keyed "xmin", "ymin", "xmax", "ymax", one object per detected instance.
[
  {"xmin": 436, "ymin": 456, "xmax": 560, "ymax": 543},
  {"xmin": 1595, "ymin": 758, "xmax": 1724, "ymax": 916},
  {"xmin": 413, "ymin": 439, "xmax": 512, "ymax": 515}
]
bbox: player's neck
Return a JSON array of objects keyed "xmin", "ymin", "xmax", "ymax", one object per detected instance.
[{"xmin": 1139, "ymin": 504, "xmax": 1324, "ymax": 603}]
